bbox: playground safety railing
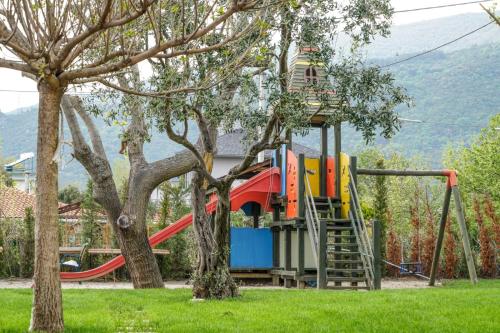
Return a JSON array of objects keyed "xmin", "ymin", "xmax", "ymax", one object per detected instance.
[
  {"xmin": 304, "ymin": 170, "xmax": 319, "ymax": 267},
  {"xmin": 348, "ymin": 172, "xmax": 375, "ymax": 290}
]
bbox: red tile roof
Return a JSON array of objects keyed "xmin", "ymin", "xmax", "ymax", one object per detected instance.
[
  {"xmin": 0, "ymin": 187, "xmax": 88, "ymax": 219},
  {"xmin": 0, "ymin": 187, "xmax": 35, "ymax": 218}
]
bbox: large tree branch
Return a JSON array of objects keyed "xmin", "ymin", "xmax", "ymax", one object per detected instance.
[
  {"xmin": 164, "ymin": 111, "xmax": 219, "ymax": 186},
  {"xmin": 89, "ymin": 75, "xmax": 227, "ymax": 97},
  {"xmin": 0, "ymin": 57, "xmax": 33, "ymax": 72},
  {"xmin": 0, "ymin": 19, "xmax": 34, "ymax": 61},
  {"xmin": 64, "ymin": 96, "xmax": 108, "ymax": 158},
  {"xmin": 61, "ymin": 95, "xmax": 122, "ymax": 217},
  {"xmin": 59, "ymin": 1, "xmax": 256, "ymax": 82},
  {"xmin": 117, "ymin": 68, "xmax": 147, "ymax": 167},
  {"xmin": 55, "ymin": 0, "xmax": 155, "ymax": 68},
  {"xmin": 144, "ymin": 149, "xmax": 197, "ymax": 190},
  {"xmin": 225, "ymin": 114, "xmax": 278, "ymax": 181}
]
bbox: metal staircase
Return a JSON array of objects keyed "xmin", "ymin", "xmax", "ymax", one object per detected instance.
[{"xmin": 304, "ymin": 171, "xmax": 374, "ymax": 290}]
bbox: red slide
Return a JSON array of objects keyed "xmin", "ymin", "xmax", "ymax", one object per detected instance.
[{"xmin": 60, "ymin": 167, "xmax": 281, "ymax": 282}]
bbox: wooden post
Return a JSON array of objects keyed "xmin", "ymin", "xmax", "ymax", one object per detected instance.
[
  {"xmin": 284, "ymin": 226, "xmax": 292, "ymax": 288},
  {"xmin": 429, "ymin": 186, "xmax": 452, "ymax": 286},
  {"xmin": 272, "ymin": 207, "xmax": 280, "ymax": 269},
  {"xmin": 373, "ymin": 220, "xmax": 382, "ymax": 290},
  {"xmin": 317, "ymin": 220, "xmax": 327, "ymax": 289},
  {"xmin": 452, "ymin": 186, "xmax": 478, "ymax": 285},
  {"xmin": 334, "ymin": 123, "xmax": 341, "ymax": 219},
  {"xmin": 298, "ymin": 227, "xmax": 304, "ymax": 277},
  {"xmin": 252, "ymin": 203, "xmax": 260, "ymax": 228},
  {"xmin": 272, "ymin": 191, "xmax": 281, "ymax": 287},
  {"xmin": 285, "ymin": 227, "xmax": 292, "ymax": 271},
  {"xmin": 350, "ymin": 156, "xmax": 357, "ymax": 188},
  {"xmin": 320, "ymin": 125, "xmax": 328, "ymax": 196}
]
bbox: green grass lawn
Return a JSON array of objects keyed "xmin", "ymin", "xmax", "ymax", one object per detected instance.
[{"xmin": 0, "ymin": 280, "xmax": 499, "ymax": 333}]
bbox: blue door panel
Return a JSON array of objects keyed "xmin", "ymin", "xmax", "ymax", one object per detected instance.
[{"xmin": 230, "ymin": 227, "xmax": 273, "ymax": 269}]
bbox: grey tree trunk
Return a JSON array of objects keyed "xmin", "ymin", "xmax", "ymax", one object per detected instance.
[
  {"xmin": 191, "ymin": 173, "xmax": 237, "ymax": 299},
  {"xmin": 30, "ymin": 81, "xmax": 64, "ymax": 332},
  {"xmin": 62, "ymin": 96, "xmax": 165, "ymax": 288},
  {"xmin": 114, "ymin": 179, "xmax": 164, "ymax": 288}
]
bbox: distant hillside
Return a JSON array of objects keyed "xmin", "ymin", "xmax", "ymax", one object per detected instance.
[
  {"xmin": 0, "ymin": 107, "xmax": 196, "ymax": 187},
  {"xmin": 298, "ymin": 43, "xmax": 500, "ymax": 163},
  {"xmin": 347, "ymin": 13, "xmax": 500, "ymax": 59},
  {"xmin": 1, "ymin": 13, "xmax": 499, "ymax": 186}
]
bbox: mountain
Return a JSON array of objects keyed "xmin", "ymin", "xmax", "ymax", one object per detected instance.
[
  {"xmin": 0, "ymin": 107, "xmax": 197, "ymax": 187},
  {"xmin": 342, "ymin": 13, "xmax": 500, "ymax": 59},
  {"xmin": 297, "ymin": 43, "xmax": 500, "ymax": 163},
  {"xmin": 1, "ymin": 13, "xmax": 499, "ymax": 186}
]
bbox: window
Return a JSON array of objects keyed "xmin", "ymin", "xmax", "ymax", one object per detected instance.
[{"xmin": 304, "ymin": 67, "xmax": 318, "ymax": 84}]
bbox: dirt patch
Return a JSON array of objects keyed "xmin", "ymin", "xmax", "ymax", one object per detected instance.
[
  {"xmin": 0, "ymin": 277, "xmax": 435, "ymax": 290},
  {"xmin": 381, "ymin": 277, "xmax": 437, "ymax": 289}
]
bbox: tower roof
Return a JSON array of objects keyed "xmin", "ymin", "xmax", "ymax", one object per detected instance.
[{"xmin": 288, "ymin": 47, "xmax": 339, "ymax": 123}]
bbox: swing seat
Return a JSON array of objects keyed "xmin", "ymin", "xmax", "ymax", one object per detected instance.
[{"xmin": 399, "ymin": 262, "xmax": 422, "ymax": 275}]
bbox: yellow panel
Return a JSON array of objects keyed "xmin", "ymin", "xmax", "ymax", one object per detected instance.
[
  {"xmin": 304, "ymin": 158, "xmax": 320, "ymax": 197},
  {"xmin": 340, "ymin": 153, "xmax": 350, "ymax": 218}
]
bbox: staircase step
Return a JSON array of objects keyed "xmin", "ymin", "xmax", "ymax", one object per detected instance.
[
  {"xmin": 328, "ymin": 234, "xmax": 357, "ymax": 239},
  {"xmin": 327, "ymin": 276, "xmax": 367, "ymax": 282},
  {"xmin": 313, "ymin": 196, "xmax": 341, "ymax": 203},
  {"xmin": 327, "ymin": 251, "xmax": 361, "ymax": 255},
  {"xmin": 329, "ymin": 285, "xmax": 369, "ymax": 290},
  {"xmin": 327, "ymin": 243, "xmax": 359, "ymax": 247},
  {"xmin": 329, "ymin": 259, "xmax": 363, "ymax": 264},
  {"xmin": 327, "ymin": 226, "xmax": 353, "ymax": 231},
  {"xmin": 327, "ymin": 268, "xmax": 365, "ymax": 273}
]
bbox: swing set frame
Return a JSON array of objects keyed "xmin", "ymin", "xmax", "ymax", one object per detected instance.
[{"xmin": 356, "ymin": 168, "xmax": 478, "ymax": 286}]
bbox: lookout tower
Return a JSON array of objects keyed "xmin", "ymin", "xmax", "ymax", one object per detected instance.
[
  {"xmin": 288, "ymin": 46, "xmax": 339, "ymax": 124},
  {"xmin": 269, "ymin": 46, "xmax": 374, "ymax": 290}
]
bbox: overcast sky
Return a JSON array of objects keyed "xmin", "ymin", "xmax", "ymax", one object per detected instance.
[{"xmin": 0, "ymin": 0, "xmax": 492, "ymax": 113}]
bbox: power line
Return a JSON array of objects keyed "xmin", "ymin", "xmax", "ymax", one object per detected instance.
[
  {"xmin": 400, "ymin": 119, "xmax": 491, "ymax": 129},
  {"xmin": 394, "ymin": 0, "xmax": 494, "ymax": 13},
  {"xmin": 381, "ymin": 21, "xmax": 494, "ymax": 68}
]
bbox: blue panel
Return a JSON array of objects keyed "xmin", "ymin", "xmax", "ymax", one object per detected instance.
[
  {"xmin": 280, "ymin": 144, "xmax": 287, "ymax": 196},
  {"xmin": 230, "ymin": 227, "xmax": 273, "ymax": 269}
]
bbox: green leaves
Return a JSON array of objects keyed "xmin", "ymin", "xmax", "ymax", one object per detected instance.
[{"xmin": 330, "ymin": 56, "xmax": 412, "ymax": 143}]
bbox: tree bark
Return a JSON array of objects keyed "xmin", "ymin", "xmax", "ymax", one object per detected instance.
[
  {"xmin": 62, "ymin": 96, "xmax": 165, "ymax": 288},
  {"xmin": 114, "ymin": 174, "xmax": 164, "ymax": 288},
  {"xmin": 30, "ymin": 81, "xmax": 64, "ymax": 332},
  {"xmin": 191, "ymin": 173, "xmax": 237, "ymax": 299}
]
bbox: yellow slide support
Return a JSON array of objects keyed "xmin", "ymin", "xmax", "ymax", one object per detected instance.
[
  {"xmin": 340, "ymin": 152, "xmax": 350, "ymax": 218},
  {"xmin": 304, "ymin": 158, "xmax": 320, "ymax": 197}
]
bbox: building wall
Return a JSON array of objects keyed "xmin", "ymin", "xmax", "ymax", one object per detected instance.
[
  {"xmin": 185, "ymin": 156, "xmax": 245, "ymax": 187},
  {"xmin": 151, "ymin": 156, "xmax": 245, "ymax": 204}
]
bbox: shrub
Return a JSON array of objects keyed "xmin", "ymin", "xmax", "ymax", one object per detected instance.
[
  {"xmin": 421, "ymin": 193, "xmax": 436, "ymax": 276},
  {"xmin": 385, "ymin": 210, "xmax": 401, "ymax": 277},
  {"xmin": 474, "ymin": 197, "xmax": 496, "ymax": 277},
  {"xmin": 443, "ymin": 216, "xmax": 459, "ymax": 279},
  {"xmin": 19, "ymin": 208, "xmax": 34, "ymax": 278}
]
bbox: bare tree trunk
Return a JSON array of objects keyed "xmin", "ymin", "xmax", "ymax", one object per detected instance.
[
  {"xmin": 192, "ymin": 173, "xmax": 237, "ymax": 299},
  {"xmin": 30, "ymin": 81, "xmax": 64, "ymax": 332}
]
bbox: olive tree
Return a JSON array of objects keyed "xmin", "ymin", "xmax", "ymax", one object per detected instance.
[{"xmin": 0, "ymin": 0, "xmax": 267, "ymax": 330}]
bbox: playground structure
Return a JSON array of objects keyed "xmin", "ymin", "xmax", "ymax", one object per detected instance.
[
  {"xmin": 59, "ymin": 141, "xmax": 478, "ymax": 289},
  {"xmin": 59, "ymin": 47, "xmax": 478, "ymax": 289}
]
